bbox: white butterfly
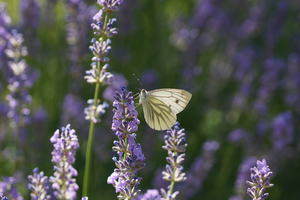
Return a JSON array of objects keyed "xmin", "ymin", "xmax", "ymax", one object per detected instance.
[{"xmin": 138, "ymin": 88, "xmax": 192, "ymax": 131}]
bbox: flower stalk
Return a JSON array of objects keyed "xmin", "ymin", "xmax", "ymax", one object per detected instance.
[{"xmin": 83, "ymin": 0, "xmax": 122, "ymax": 196}]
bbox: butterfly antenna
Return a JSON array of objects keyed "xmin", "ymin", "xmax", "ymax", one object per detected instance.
[{"xmin": 133, "ymin": 74, "xmax": 143, "ymax": 87}]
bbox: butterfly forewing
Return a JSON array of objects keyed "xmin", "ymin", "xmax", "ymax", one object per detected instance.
[
  {"xmin": 142, "ymin": 95, "xmax": 176, "ymax": 131},
  {"xmin": 147, "ymin": 89, "xmax": 192, "ymax": 114}
]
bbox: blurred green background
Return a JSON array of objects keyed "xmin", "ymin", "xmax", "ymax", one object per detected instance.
[{"xmin": 1, "ymin": 0, "xmax": 300, "ymax": 199}]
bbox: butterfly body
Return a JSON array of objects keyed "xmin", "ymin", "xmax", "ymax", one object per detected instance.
[{"xmin": 139, "ymin": 88, "xmax": 192, "ymax": 131}]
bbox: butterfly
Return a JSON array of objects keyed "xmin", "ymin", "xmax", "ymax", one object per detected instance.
[{"xmin": 138, "ymin": 88, "xmax": 192, "ymax": 131}]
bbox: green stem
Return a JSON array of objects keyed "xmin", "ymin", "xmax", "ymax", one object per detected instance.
[
  {"xmin": 123, "ymin": 138, "xmax": 128, "ymax": 160},
  {"xmin": 82, "ymin": 61, "xmax": 102, "ymax": 196},
  {"xmin": 169, "ymin": 169, "xmax": 176, "ymax": 195},
  {"xmin": 82, "ymin": 12, "xmax": 109, "ymax": 197}
]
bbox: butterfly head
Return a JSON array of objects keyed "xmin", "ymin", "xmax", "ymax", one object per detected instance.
[{"xmin": 139, "ymin": 89, "xmax": 148, "ymax": 103}]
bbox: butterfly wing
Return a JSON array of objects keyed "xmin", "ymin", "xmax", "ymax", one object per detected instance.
[
  {"xmin": 147, "ymin": 89, "xmax": 192, "ymax": 114},
  {"xmin": 142, "ymin": 94, "xmax": 177, "ymax": 131}
]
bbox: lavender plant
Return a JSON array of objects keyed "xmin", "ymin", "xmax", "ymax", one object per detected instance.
[
  {"xmin": 0, "ymin": 2, "xmax": 11, "ymax": 62},
  {"xmin": 107, "ymin": 86, "xmax": 144, "ymax": 199},
  {"xmin": 49, "ymin": 124, "xmax": 79, "ymax": 200},
  {"xmin": 82, "ymin": 0, "xmax": 122, "ymax": 196},
  {"xmin": 246, "ymin": 159, "xmax": 274, "ymax": 200},
  {"xmin": 229, "ymin": 157, "xmax": 257, "ymax": 200},
  {"xmin": 178, "ymin": 140, "xmax": 219, "ymax": 199},
  {"xmin": 1, "ymin": 0, "xmax": 298, "ymax": 199},
  {"xmin": 28, "ymin": 168, "xmax": 50, "ymax": 200},
  {"xmin": 160, "ymin": 122, "xmax": 187, "ymax": 199},
  {"xmin": 0, "ymin": 177, "xmax": 23, "ymax": 200},
  {"xmin": 4, "ymin": 29, "xmax": 36, "ymax": 138}
]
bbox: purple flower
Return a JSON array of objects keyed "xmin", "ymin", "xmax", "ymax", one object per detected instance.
[
  {"xmin": 84, "ymin": 63, "xmax": 113, "ymax": 85},
  {"xmin": 0, "ymin": 2, "xmax": 11, "ymax": 27},
  {"xmin": 28, "ymin": 168, "xmax": 50, "ymax": 200},
  {"xmin": 246, "ymin": 159, "xmax": 274, "ymax": 200},
  {"xmin": 178, "ymin": 139, "xmax": 219, "ymax": 199},
  {"xmin": 4, "ymin": 29, "xmax": 37, "ymax": 138},
  {"xmin": 93, "ymin": 9, "xmax": 103, "ymax": 22},
  {"xmin": 108, "ymin": 86, "xmax": 143, "ymax": 199},
  {"xmin": 160, "ymin": 122, "xmax": 187, "ymax": 199},
  {"xmin": 103, "ymin": 73, "xmax": 128, "ymax": 102},
  {"xmin": 111, "ymin": 86, "xmax": 140, "ymax": 136},
  {"xmin": 140, "ymin": 69, "xmax": 159, "ymax": 90},
  {"xmin": 284, "ymin": 53, "xmax": 300, "ymax": 113},
  {"xmin": 0, "ymin": 177, "xmax": 23, "ymax": 200},
  {"xmin": 61, "ymin": 94, "xmax": 87, "ymax": 132},
  {"xmin": 49, "ymin": 124, "xmax": 79, "ymax": 200},
  {"xmin": 21, "ymin": 0, "xmax": 40, "ymax": 29},
  {"xmin": 89, "ymin": 38, "xmax": 111, "ymax": 62},
  {"xmin": 271, "ymin": 111, "xmax": 294, "ymax": 150},
  {"xmin": 84, "ymin": 99, "xmax": 109, "ymax": 123},
  {"xmin": 0, "ymin": 2, "xmax": 11, "ymax": 59},
  {"xmin": 91, "ymin": 13, "xmax": 119, "ymax": 38},
  {"xmin": 97, "ymin": 0, "xmax": 123, "ymax": 13},
  {"xmin": 253, "ymin": 57, "xmax": 284, "ymax": 115},
  {"xmin": 137, "ymin": 189, "xmax": 161, "ymax": 200},
  {"xmin": 230, "ymin": 157, "xmax": 257, "ymax": 199},
  {"xmin": 228, "ymin": 128, "xmax": 247, "ymax": 144},
  {"xmin": 64, "ymin": 0, "xmax": 96, "ymax": 83}
]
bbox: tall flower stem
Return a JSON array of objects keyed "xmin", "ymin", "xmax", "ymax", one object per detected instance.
[
  {"xmin": 83, "ymin": 61, "xmax": 102, "ymax": 197},
  {"xmin": 83, "ymin": 12, "xmax": 108, "ymax": 196}
]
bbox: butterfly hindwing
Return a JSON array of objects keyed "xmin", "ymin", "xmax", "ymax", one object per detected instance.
[{"xmin": 142, "ymin": 95, "xmax": 176, "ymax": 131}]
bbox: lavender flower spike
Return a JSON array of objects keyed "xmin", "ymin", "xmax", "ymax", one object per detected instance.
[
  {"xmin": 28, "ymin": 167, "xmax": 51, "ymax": 200},
  {"xmin": 49, "ymin": 124, "xmax": 79, "ymax": 200},
  {"xmin": 0, "ymin": 177, "xmax": 23, "ymax": 200},
  {"xmin": 108, "ymin": 86, "xmax": 144, "ymax": 199},
  {"xmin": 246, "ymin": 159, "xmax": 274, "ymax": 200},
  {"xmin": 137, "ymin": 189, "xmax": 161, "ymax": 200},
  {"xmin": 97, "ymin": 0, "xmax": 123, "ymax": 13},
  {"xmin": 161, "ymin": 122, "xmax": 187, "ymax": 200}
]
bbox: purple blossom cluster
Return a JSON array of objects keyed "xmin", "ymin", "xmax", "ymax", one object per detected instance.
[
  {"xmin": 111, "ymin": 86, "xmax": 139, "ymax": 136},
  {"xmin": 63, "ymin": 0, "xmax": 96, "ymax": 85},
  {"xmin": 271, "ymin": 111, "xmax": 294, "ymax": 150},
  {"xmin": 284, "ymin": 53, "xmax": 300, "ymax": 113},
  {"xmin": 20, "ymin": 0, "xmax": 40, "ymax": 30},
  {"xmin": 0, "ymin": 2, "xmax": 11, "ymax": 61},
  {"xmin": 0, "ymin": 177, "xmax": 23, "ymax": 200},
  {"xmin": 160, "ymin": 122, "xmax": 187, "ymax": 199},
  {"xmin": 99, "ymin": 0, "xmax": 123, "ymax": 13},
  {"xmin": 178, "ymin": 140, "xmax": 219, "ymax": 199},
  {"xmin": 84, "ymin": 98, "xmax": 109, "ymax": 123},
  {"xmin": 84, "ymin": 63, "xmax": 113, "ymax": 85},
  {"xmin": 138, "ymin": 123, "xmax": 190, "ymax": 200},
  {"xmin": 49, "ymin": 124, "xmax": 79, "ymax": 200},
  {"xmin": 28, "ymin": 167, "xmax": 50, "ymax": 200},
  {"xmin": 83, "ymin": 0, "xmax": 123, "ymax": 123},
  {"xmin": 229, "ymin": 157, "xmax": 257, "ymax": 199},
  {"xmin": 108, "ymin": 86, "xmax": 144, "ymax": 199},
  {"xmin": 246, "ymin": 159, "xmax": 274, "ymax": 200},
  {"xmin": 253, "ymin": 57, "xmax": 284, "ymax": 115},
  {"xmin": 4, "ymin": 29, "xmax": 37, "ymax": 136},
  {"xmin": 60, "ymin": 94, "xmax": 87, "ymax": 132},
  {"xmin": 137, "ymin": 189, "xmax": 161, "ymax": 200}
]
